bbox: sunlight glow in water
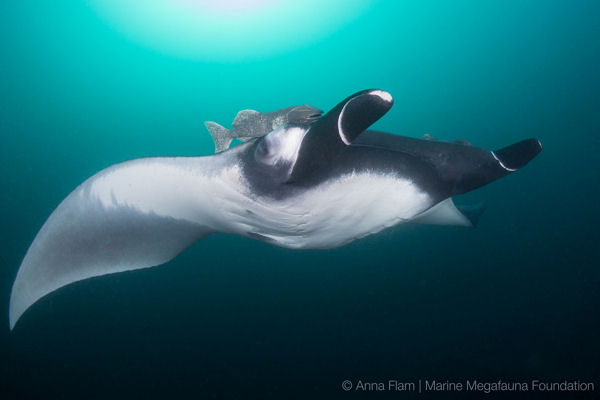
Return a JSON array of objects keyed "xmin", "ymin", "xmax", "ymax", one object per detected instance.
[{"xmin": 89, "ymin": 0, "xmax": 373, "ymax": 61}]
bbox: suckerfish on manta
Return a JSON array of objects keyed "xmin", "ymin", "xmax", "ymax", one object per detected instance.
[
  {"xmin": 9, "ymin": 89, "xmax": 542, "ymax": 330},
  {"xmin": 205, "ymin": 104, "xmax": 322, "ymax": 153}
]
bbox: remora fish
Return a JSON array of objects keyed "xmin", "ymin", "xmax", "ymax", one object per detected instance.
[
  {"xmin": 9, "ymin": 89, "xmax": 542, "ymax": 329},
  {"xmin": 204, "ymin": 105, "xmax": 322, "ymax": 152}
]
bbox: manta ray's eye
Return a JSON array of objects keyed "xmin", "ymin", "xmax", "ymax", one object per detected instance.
[{"xmin": 255, "ymin": 126, "xmax": 306, "ymax": 167}]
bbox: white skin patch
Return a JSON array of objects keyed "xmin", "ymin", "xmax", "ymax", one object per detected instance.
[
  {"xmin": 88, "ymin": 158, "xmax": 244, "ymax": 230},
  {"xmin": 229, "ymin": 171, "xmax": 432, "ymax": 249},
  {"xmin": 255, "ymin": 126, "xmax": 307, "ymax": 170},
  {"xmin": 89, "ymin": 159, "xmax": 431, "ymax": 249}
]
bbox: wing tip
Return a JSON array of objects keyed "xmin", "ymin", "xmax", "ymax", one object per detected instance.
[
  {"xmin": 9, "ymin": 283, "xmax": 27, "ymax": 331},
  {"xmin": 493, "ymin": 138, "xmax": 542, "ymax": 172}
]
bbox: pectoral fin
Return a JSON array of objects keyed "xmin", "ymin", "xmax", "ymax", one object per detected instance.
[
  {"xmin": 9, "ymin": 160, "xmax": 212, "ymax": 330},
  {"xmin": 411, "ymin": 198, "xmax": 484, "ymax": 227}
]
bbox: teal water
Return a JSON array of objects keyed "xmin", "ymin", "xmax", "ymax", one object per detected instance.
[{"xmin": 1, "ymin": 1, "xmax": 599, "ymax": 398}]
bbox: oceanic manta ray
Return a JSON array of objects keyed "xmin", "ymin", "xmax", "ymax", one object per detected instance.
[{"xmin": 9, "ymin": 89, "xmax": 542, "ymax": 329}]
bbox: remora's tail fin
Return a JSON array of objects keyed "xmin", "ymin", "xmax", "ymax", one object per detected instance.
[
  {"xmin": 204, "ymin": 121, "xmax": 234, "ymax": 153},
  {"xmin": 492, "ymin": 139, "xmax": 542, "ymax": 171}
]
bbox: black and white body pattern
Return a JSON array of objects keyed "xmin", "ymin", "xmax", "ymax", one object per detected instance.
[{"xmin": 9, "ymin": 89, "xmax": 542, "ymax": 329}]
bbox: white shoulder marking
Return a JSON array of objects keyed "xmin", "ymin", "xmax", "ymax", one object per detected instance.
[{"xmin": 88, "ymin": 158, "xmax": 247, "ymax": 228}]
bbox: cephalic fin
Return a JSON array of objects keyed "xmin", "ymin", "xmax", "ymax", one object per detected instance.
[
  {"xmin": 290, "ymin": 89, "xmax": 393, "ymax": 182},
  {"xmin": 204, "ymin": 121, "xmax": 234, "ymax": 153}
]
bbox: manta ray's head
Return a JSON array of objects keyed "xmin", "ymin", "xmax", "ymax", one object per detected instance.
[
  {"xmin": 240, "ymin": 89, "xmax": 395, "ymax": 194},
  {"xmin": 240, "ymin": 88, "xmax": 541, "ymax": 204}
]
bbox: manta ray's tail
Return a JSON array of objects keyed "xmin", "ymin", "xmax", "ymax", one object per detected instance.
[{"xmin": 204, "ymin": 121, "xmax": 234, "ymax": 153}]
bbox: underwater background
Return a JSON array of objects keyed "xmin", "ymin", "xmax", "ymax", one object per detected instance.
[{"xmin": 1, "ymin": 0, "xmax": 598, "ymax": 398}]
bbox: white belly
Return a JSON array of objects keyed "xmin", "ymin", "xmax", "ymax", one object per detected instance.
[
  {"xmin": 230, "ymin": 171, "xmax": 433, "ymax": 249},
  {"xmin": 89, "ymin": 158, "xmax": 432, "ymax": 249}
]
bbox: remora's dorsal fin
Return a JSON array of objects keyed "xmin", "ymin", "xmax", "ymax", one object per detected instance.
[
  {"xmin": 204, "ymin": 121, "xmax": 234, "ymax": 153},
  {"xmin": 232, "ymin": 109, "xmax": 260, "ymax": 128},
  {"xmin": 290, "ymin": 89, "xmax": 393, "ymax": 181}
]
